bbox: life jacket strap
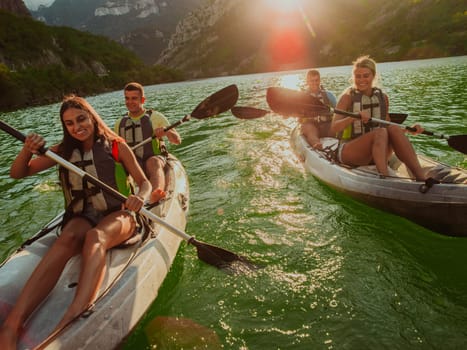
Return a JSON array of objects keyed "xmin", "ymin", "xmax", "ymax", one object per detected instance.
[
  {"xmin": 361, "ymin": 102, "xmax": 380, "ymax": 109},
  {"xmin": 72, "ymin": 159, "xmax": 93, "ymax": 168}
]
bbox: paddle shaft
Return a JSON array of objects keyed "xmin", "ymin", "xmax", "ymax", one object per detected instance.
[
  {"xmin": 265, "ymin": 87, "xmax": 465, "ymax": 153},
  {"xmin": 0, "ymin": 119, "xmax": 193, "ymax": 242},
  {"xmin": 131, "ymin": 84, "xmax": 239, "ymax": 151},
  {"xmin": 131, "ymin": 114, "xmax": 190, "ymax": 150},
  {"xmin": 333, "ymin": 107, "xmax": 450, "ymax": 140},
  {"xmin": 232, "ymin": 105, "xmax": 408, "ymax": 126}
]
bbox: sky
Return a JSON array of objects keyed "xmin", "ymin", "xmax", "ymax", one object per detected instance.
[{"xmin": 23, "ymin": 0, "xmax": 56, "ymax": 11}]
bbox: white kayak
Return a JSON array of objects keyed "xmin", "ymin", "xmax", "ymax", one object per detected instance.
[
  {"xmin": 0, "ymin": 155, "xmax": 189, "ymax": 349},
  {"xmin": 290, "ymin": 125, "xmax": 467, "ymax": 236}
]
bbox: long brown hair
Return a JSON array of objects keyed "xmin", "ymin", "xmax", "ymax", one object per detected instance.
[{"xmin": 58, "ymin": 95, "xmax": 122, "ymax": 159}]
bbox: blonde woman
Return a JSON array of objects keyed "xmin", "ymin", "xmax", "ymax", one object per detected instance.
[{"xmin": 331, "ymin": 55, "xmax": 427, "ymax": 181}]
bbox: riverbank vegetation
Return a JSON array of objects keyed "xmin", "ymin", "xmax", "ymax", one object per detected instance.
[{"xmin": 0, "ymin": 10, "xmax": 184, "ymax": 111}]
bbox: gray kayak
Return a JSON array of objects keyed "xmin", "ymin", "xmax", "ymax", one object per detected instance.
[
  {"xmin": 0, "ymin": 155, "xmax": 189, "ymax": 349},
  {"xmin": 290, "ymin": 126, "xmax": 467, "ymax": 236}
]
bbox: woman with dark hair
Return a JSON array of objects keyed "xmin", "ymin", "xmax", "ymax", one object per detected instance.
[
  {"xmin": 0, "ymin": 95, "xmax": 151, "ymax": 349},
  {"xmin": 331, "ymin": 55, "xmax": 427, "ymax": 181}
]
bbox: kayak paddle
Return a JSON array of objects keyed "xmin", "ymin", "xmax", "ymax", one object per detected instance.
[
  {"xmin": 233, "ymin": 105, "xmax": 408, "ymax": 125},
  {"xmin": 0, "ymin": 119, "xmax": 258, "ymax": 273},
  {"xmin": 388, "ymin": 113, "xmax": 408, "ymax": 125},
  {"xmin": 266, "ymin": 87, "xmax": 467, "ymax": 154},
  {"xmin": 231, "ymin": 104, "xmax": 408, "ymax": 124},
  {"xmin": 132, "ymin": 84, "xmax": 239, "ymax": 150},
  {"xmin": 230, "ymin": 106, "xmax": 270, "ymax": 119}
]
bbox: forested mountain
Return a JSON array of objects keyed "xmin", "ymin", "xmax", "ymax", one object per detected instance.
[
  {"xmin": 0, "ymin": 8, "xmax": 183, "ymax": 111},
  {"xmin": 158, "ymin": 0, "xmax": 467, "ymax": 78},
  {"xmin": 30, "ymin": 0, "xmax": 204, "ymax": 65},
  {"xmin": 24, "ymin": 0, "xmax": 467, "ymax": 79}
]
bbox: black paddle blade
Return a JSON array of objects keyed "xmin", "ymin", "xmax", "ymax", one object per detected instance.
[
  {"xmin": 231, "ymin": 106, "xmax": 270, "ymax": 119},
  {"xmin": 188, "ymin": 238, "xmax": 260, "ymax": 273},
  {"xmin": 389, "ymin": 112, "xmax": 408, "ymax": 124},
  {"xmin": 266, "ymin": 87, "xmax": 328, "ymax": 118},
  {"xmin": 448, "ymin": 135, "xmax": 467, "ymax": 154},
  {"xmin": 191, "ymin": 84, "xmax": 239, "ymax": 119}
]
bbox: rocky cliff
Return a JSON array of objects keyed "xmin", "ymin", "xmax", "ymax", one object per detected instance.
[
  {"xmin": 157, "ymin": 0, "xmax": 241, "ymax": 77},
  {"xmin": 0, "ymin": 0, "xmax": 30, "ymax": 16}
]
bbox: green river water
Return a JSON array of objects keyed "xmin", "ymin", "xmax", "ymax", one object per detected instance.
[{"xmin": 1, "ymin": 56, "xmax": 466, "ymax": 349}]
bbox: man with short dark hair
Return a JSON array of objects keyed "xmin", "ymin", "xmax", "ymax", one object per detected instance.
[{"xmin": 115, "ymin": 82, "xmax": 181, "ymax": 203}]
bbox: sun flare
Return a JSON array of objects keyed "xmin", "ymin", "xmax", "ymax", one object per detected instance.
[{"xmin": 262, "ymin": 0, "xmax": 317, "ymax": 71}]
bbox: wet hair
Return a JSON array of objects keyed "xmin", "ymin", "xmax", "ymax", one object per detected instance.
[
  {"xmin": 124, "ymin": 82, "xmax": 145, "ymax": 97},
  {"xmin": 58, "ymin": 94, "xmax": 122, "ymax": 159}
]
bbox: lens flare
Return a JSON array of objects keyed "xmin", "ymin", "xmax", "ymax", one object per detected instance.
[{"xmin": 262, "ymin": 0, "xmax": 317, "ymax": 71}]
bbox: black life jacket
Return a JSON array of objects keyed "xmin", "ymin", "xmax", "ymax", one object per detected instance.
[
  {"xmin": 116, "ymin": 110, "xmax": 163, "ymax": 163},
  {"xmin": 59, "ymin": 138, "xmax": 131, "ymax": 216}
]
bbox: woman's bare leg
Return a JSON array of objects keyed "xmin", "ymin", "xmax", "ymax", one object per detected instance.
[
  {"xmin": 53, "ymin": 211, "xmax": 136, "ymax": 331},
  {"xmin": 0, "ymin": 218, "xmax": 89, "ymax": 349},
  {"xmin": 387, "ymin": 125, "xmax": 426, "ymax": 180},
  {"xmin": 341, "ymin": 128, "xmax": 389, "ymax": 176}
]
